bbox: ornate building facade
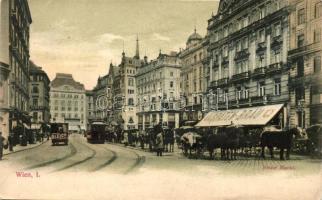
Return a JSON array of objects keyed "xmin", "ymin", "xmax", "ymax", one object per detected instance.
[
  {"xmin": 29, "ymin": 61, "xmax": 50, "ymax": 132},
  {"xmin": 110, "ymin": 38, "xmax": 142, "ymax": 130},
  {"xmin": 50, "ymin": 73, "xmax": 87, "ymax": 131},
  {"xmin": 205, "ymin": 0, "xmax": 290, "ymax": 128},
  {"xmin": 136, "ymin": 51, "xmax": 181, "ymax": 130},
  {"xmin": 288, "ymin": 0, "xmax": 322, "ymax": 127},
  {"xmin": 179, "ymin": 29, "xmax": 208, "ymax": 123},
  {"xmin": 0, "ymin": 0, "xmax": 32, "ymax": 139},
  {"xmin": 85, "ymin": 90, "xmax": 94, "ymax": 128}
]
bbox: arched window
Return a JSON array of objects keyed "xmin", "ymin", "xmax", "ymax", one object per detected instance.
[
  {"xmin": 128, "ymin": 98, "xmax": 134, "ymax": 106},
  {"xmin": 32, "ymin": 86, "xmax": 39, "ymax": 93}
]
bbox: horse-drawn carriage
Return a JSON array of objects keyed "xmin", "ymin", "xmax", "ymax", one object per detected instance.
[{"xmin": 178, "ymin": 123, "xmax": 306, "ymax": 160}]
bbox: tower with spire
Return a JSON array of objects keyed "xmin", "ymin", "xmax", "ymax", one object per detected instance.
[{"xmin": 134, "ymin": 34, "xmax": 140, "ymax": 59}]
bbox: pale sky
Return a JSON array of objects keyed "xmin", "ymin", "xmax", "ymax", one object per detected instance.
[{"xmin": 29, "ymin": 0, "xmax": 219, "ymax": 89}]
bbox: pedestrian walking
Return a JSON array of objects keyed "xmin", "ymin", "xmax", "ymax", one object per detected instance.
[
  {"xmin": 8, "ymin": 133, "xmax": 14, "ymax": 152},
  {"xmin": 156, "ymin": 129, "xmax": 164, "ymax": 157},
  {"xmin": 0, "ymin": 132, "xmax": 8, "ymax": 160}
]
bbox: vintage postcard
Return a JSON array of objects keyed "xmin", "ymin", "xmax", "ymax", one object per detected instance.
[{"xmin": 0, "ymin": 0, "xmax": 321, "ymax": 199}]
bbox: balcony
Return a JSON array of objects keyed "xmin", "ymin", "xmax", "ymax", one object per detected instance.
[
  {"xmin": 30, "ymin": 106, "xmax": 47, "ymax": 110},
  {"xmin": 252, "ymin": 67, "xmax": 266, "ymax": 79},
  {"xmin": 256, "ymin": 42, "xmax": 267, "ymax": 54},
  {"xmin": 210, "ymin": 80, "xmax": 217, "ymax": 88},
  {"xmin": 234, "ymin": 49, "xmax": 250, "ymax": 61},
  {"xmin": 251, "ymin": 95, "xmax": 268, "ymax": 105},
  {"xmin": 238, "ymin": 98, "xmax": 251, "ymax": 106},
  {"xmin": 217, "ymin": 77, "xmax": 229, "ymax": 87},
  {"xmin": 221, "ymin": 56, "xmax": 229, "ymax": 65},
  {"xmin": 266, "ymin": 62, "xmax": 283, "ymax": 74},
  {"xmin": 229, "ymin": 99, "xmax": 239, "ymax": 108},
  {"xmin": 231, "ymin": 71, "xmax": 250, "ymax": 83},
  {"xmin": 271, "ymin": 35, "xmax": 283, "ymax": 49}
]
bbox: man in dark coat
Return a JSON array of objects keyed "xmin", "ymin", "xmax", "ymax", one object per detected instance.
[{"xmin": 155, "ymin": 125, "xmax": 164, "ymax": 156}]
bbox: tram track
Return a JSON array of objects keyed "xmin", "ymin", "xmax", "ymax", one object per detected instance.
[
  {"xmin": 90, "ymin": 146, "xmax": 117, "ymax": 172},
  {"xmin": 124, "ymin": 149, "xmax": 146, "ymax": 174},
  {"xmin": 51, "ymin": 138, "xmax": 97, "ymax": 172},
  {"xmin": 25, "ymin": 141, "xmax": 77, "ymax": 170}
]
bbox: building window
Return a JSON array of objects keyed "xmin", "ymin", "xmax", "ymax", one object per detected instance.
[
  {"xmin": 298, "ymin": 8, "xmax": 305, "ymax": 25},
  {"xmin": 314, "ymin": 29, "xmax": 321, "ymax": 43},
  {"xmin": 236, "ymin": 40, "xmax": 241, "ymax": 52},
  {"xmin": 128, "ymin": 78, "xmax": 134, "ymax": 86},
  {"xmin": 128, "ymin": 98, "xmax": 134, "ymax": 106},
  {"xmin": 32, "ymin": 86, "xmax": 39, "ymax": 93},
  {"xmin": 315, "ymin": 3, "xmax": 320, "ymax": 18},
  {"xmin": 258, "ymin": 55, "xmax": 265, "ymax": 68},
  {"xmin": 295, "ymin": 87, "xmax": 305, "ymax": 105},
  {"xmin": 170, "ymin": 71, "xmax": 174, "ymax": 77},
  {"xmin": 258, "ymin": 82, "xmax": 265, "ymax": 97},
  {"xmin": 273, "ymin": 51, "xmax": 281, "ymax": 63},
  {"xmin": 223, "ymin": 90, "xmax": 229, "ymax": 102},
  {"xmin": 236, "ymin": 87, "xmax": 242, "ymax": 100},
  {"xmin": 274, "ymin": 79, "xmax": 281, "ymax": 96},
  {"xmin": 243, "ymin": 87, "xmax": 249, "ymax": 99},
  {"xmin": 170, "ymin": 81, "xmax": 174, "ymax": 88},
  {"xmin": 194, "ymin": 96, "xmax": 198, "ymax": 104},
  {"xmin": 259, "ymin": 6, "xmax": 266, "ymax": 19},
  {"xmin": 33, "ymin": 99, "xmax": 38, "ymax": 106},
  {"xmin": 314, "ymin": 56, "xmax": 321, "ymax": 73},
  {"xmin": 297, "ymin": 57, "xmax": 304, "ymax": 77},
  {"xmin": 297, "ymin": 34, "xmax": 305, "ymax": 47},
  {"xmin": 33, "ymin": 112, "xmax": 38, "ymax": 121},
  {"xmin": 223, "ymin": 46, "xmax": 228, "ymax": 57},
  {"xmin": 274, "ymin": 23, "xmax": 281, "ymax": 37}
]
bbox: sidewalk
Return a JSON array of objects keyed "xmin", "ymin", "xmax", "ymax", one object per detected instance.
[{"xmin": 3, "ymin": 139, "xmax": 49, "ymax": 156}]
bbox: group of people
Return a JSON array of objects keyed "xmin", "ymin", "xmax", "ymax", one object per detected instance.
[{"xmin": 0, "ymin": 130, "xmax": 49, "ymax": 160}]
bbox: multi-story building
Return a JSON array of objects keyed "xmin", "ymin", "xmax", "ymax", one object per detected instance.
[
  {"xmin": 136, "ymin": 51, "xmax": 181, "ymax": 130},
  {"xmin": 50, "ymin": 73, "xmax": 87, "ymax": 131},
  {"xmin": 179, "ymin": 29, "xmax": 208, "ymax": 123},
  {"xmin": 92, "ymin": 74, "xmax": 110, "ymax": 121},
  {"xmin": 85, "ymin": 90, "xmax": 94, "ymax": 127},
  {"xmin": 204, "ymin": 0, "xmax": 290, "ymax": 128},
  {"xmin": 110, "ymin": 38, "xmax": 142, "ymax": 130},
  {"xmin": 0, "ymin": 0, "xmax": 32, "ymax": 139},
  {"xmin": 288, "ymin": 0, "xmax": 322, "ymax": 127},
  {"xmin": 29, "ymin": 61, "xmax": 50, "ymax": 132}
]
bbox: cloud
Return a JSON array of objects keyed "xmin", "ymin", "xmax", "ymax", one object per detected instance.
[
  {"xmin": 97, "ymin": 33, "xmax": 124, "ymax": 44},
  {"xmin": 151, "ymin": 33, "xmax": 171, "ymax": 41}
]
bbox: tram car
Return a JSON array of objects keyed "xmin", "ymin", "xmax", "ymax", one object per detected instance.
[
  {"xmin": 50, "ymin": 123, "xmax": 69, "ymax": 145},
  {"xmin": 87, "ymin": 121, "xmax": 107, "ymax": 144}
]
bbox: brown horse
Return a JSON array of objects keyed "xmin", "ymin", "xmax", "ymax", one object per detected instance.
[{"xmin": 260, "ymin": 127, "xmax": 304, "ymax": 160}]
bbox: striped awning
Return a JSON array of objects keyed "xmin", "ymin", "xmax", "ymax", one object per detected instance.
[{"xmin": 195, "ymin": 104, "xmax": 284, "ymax": 127}]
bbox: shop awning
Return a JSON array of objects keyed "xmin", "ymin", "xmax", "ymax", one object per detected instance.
[{"xmin": 195, "ymin": 104, "xmax": 284, "ymax": 127}]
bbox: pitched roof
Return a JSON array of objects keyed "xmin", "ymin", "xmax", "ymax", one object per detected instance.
[{"xmin": 51, "ymin": 73, "xmax": 85, "ymax": 90}]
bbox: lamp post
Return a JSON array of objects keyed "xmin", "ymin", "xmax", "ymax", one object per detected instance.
[{"xmin": 298, "ymin": 99, "xmax": 305, "ymax": 128}]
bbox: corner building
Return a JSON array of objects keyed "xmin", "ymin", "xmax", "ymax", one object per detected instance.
[
  {"xmin": 29, "ymin": 61, "xmax": 50, "ymax": 132},
  {"xmin": 205, "ymin": 0, "xmax": 290, "ymax": 128},
  {"xmin": 179, "ymin": 29, "xmax": 208, "ymax": 123},
  {"xmin": 136, "ymin": 52, "xmax": 181, "ymax": 130},
  {"xmin": 0, "ymin": 0, "xmax": 32, "ymax": 139},
  {"xmin": 50, "ymin": 73, "xmax": 87, "ymax": 132}
]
